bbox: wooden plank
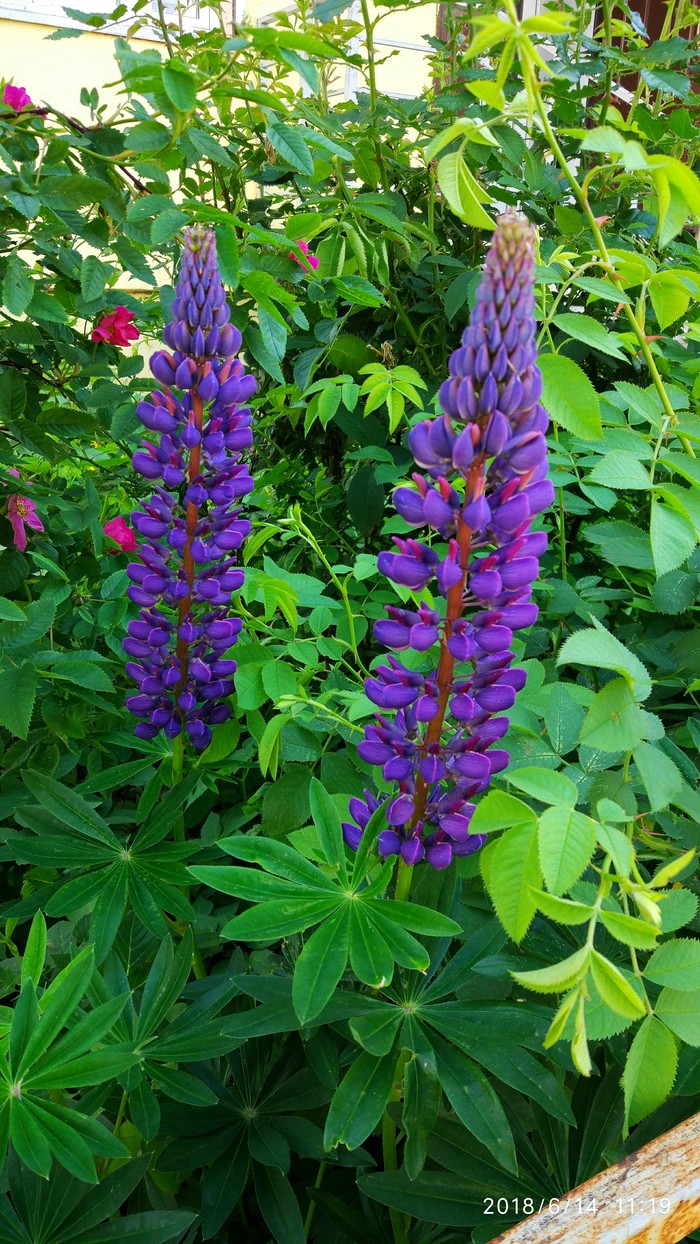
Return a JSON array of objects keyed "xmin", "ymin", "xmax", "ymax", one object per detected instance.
[{"xmin": 488, "ymin": 1112, "xmax": 700, "ymax": 1244}]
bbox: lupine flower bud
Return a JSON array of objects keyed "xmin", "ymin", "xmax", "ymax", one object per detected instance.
[
  {"xmin": 124, "ymin": 225, "xmax": 255, "ymax": 750},
  {"xmin": 343, "ymin": 213, "xmax": 553, "ymax": 869}
]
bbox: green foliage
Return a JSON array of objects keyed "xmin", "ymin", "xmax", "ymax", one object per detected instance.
[{"xmin": 0, "ymin": 0, "xmax": 700, "ymax": 1237}]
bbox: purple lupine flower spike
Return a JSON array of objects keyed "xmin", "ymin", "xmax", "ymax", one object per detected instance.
[
  {"xmin": 343, "ymin": 212, "xmax": 554, "ymax": 868},
  {"xmin": 124, "ymin": 225, "xmax": 256, "ymax": 750}
]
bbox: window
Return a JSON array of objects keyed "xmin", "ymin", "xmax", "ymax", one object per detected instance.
[{"xmin": 0, "ymin": 0, "xmax": 215, "ymax": 36}]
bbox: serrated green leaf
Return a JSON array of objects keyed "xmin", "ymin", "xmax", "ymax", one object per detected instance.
[
  {"xmin": 512, "ymin": 946, "xmax": 590, "ymax": 993},
  {"xmin": 580, "ymin": 679, "xmax": 647, "ymax": 752},
  {"xmin": 633, "ymin": 742, "xmax": 683, "ymax": 812},
  {"xmin": 266, "ymin": 121, "xmax": 314, "ymax": 174},
  {"xmin": 0, "ymin": 664, "xmax": 36, "ymax": 739},
  {"xmin": 437, "ymin": 151, "xmax": 493, "ymax": 228},
  {"xmin": 623, "ymin": 1016, "xmax": 678, "ymax": 1128},
  {"xmin": 649, "ymin": 271, "xmax": 691, "ymax": 330},
  {"xmin": 538, "ymin": 807, "xmax": 597, "ymax": 896},
  {"xmin": 557, "ymin": 626, "xmax": 651, "ymax": 701},
  {"xmin": 650, "ymin": 500, "xmax": 696, "ymax": 577},
  {"xmin": 162, "ymin": 59, "xmax": 197, "ymax": 111},
  {"xmin": 553, "ymin": 312, "xmax": 627, "ymax": 360},
  {"xmin": 600, "ymin": 910, "xmax": 660, "ymax": 950},
  {"xmin": 596, "ymin": 822, "xmax": 634, "ymax": 877},
  {"xmin": 589, "ymin": 451, "xmax": 651, "ymax": 490},
  {"xmin": 589, "ymin": 951, "xmax": 646, "ymax": 1019},
  {"xmin": 3, "ymin": 256, "xmax": 34, "ymax": 316},
  {"xmin": 531, "ymin": 889, "xmax": 593, "ymax": 924},
  {"xmin": 0, "ymin": 597, "xmax": 26, "ymax": 621},
  {"xmin": 644, "ymin": 939, "xmax": 700, "ymax": 990},
  {"xmin": 469, "ymin": 790, "xmax": 536, "ymax": 835},
  {"xmin": 80, "ymin": 255, "xmax": 108, "ymax": 302},
  {"xmin": 539, "ymin": 354, "xmax": 602, "ymax": 440},
  {"xmin": 507, "ymin": 767, "xmax": 577, "ymax": 807},
  {"xmin": 656, "ymin": 987, "xmax": 700, "ymax": 1044},
  {"xmin": 481, "ymin": 823, "xmax": 541, "ymax": 943}
]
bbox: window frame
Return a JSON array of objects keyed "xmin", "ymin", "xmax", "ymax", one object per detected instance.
[{"xmin": 0, "ymin": 0, "xmax": 216, "ymax": 38}]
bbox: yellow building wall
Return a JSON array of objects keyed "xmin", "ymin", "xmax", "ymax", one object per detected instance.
[
  {"xmin": 0, "ymin": 2, "xmax": 440, "ymax": 116},
  {"xmin": 244, "ymin": 0, "xmax": 439, "ymax": 96},
  {"xmin": 0, "ymin": 21, "xmax": 138, "ymax": 116},
  {"xmin": 0, "ymin": 0, "xmax": 441, "ymax": 123}
]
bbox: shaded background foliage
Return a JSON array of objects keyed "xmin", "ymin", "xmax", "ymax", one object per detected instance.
[{"xmin": 1, "ymin": 0, "xmax": 700, "ymax": 1241}]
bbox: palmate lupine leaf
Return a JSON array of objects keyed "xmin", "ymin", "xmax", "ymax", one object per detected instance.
[
  {"xmin": 0, "ymin": 946, "xmax": 136, "ymax": 1182},
  {"xmin": 7, "ymin": 772, "xmax": 198, "ymax": 956},
  {"xmin": 190, "ymin": 792, "xmax": 460, "ymax": 1025}
]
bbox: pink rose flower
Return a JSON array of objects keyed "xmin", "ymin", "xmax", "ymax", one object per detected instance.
[
  {"xmin": 288, "ymin": 239, "xmax": 319, "ymax": 274},
  {"xmin": 91, "ymin": 305, "xmax": 140, "ymax": 347},
  {"xmin": 103, "ymin": 516, "xmax": 137, "ymax": 553},
  {"xmin": 2, "ymin": 84, "xmax": 32, "ymax": 112},
  {"xmin": 4, "ymin": 471, "xmax": 43, "ymax": 553}
]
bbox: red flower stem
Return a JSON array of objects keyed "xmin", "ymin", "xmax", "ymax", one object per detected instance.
[
  {"xmin": 174, "ymin": 385, "xmax": 204, "ymax": 712},
  {"xmin": 409, "ymin": 460, "xmax": 484, "ymax": 830}
]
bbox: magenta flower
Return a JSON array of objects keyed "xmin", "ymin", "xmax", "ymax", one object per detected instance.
[
  {"xmin": 104, "ymin": 517, "xmax": 137, "ymax": 553},
  {"xmin": 288, "ymin": 240, "xmax": 319, "ymax": 274},
  {"xmin": 5, "ymin": 471, "xmax": 44, "ymax": 552},
  {"xmin": 2, "ymin": 84, "xmax": 32, "ymax": 112},
  {"xmin": 91, "ymin": 306, "xmax": 140, "ymax": 347}
]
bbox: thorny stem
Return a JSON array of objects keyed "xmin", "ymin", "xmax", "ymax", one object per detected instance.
[
  {"xmin": 282, "ymin": 694, "xmax": 364, "ymax": 735},
  {"xmin": 621, "ymin": 890, "xmax": 654, "ymax": 1014},
  {"xmin": 535, "ymin": 259, "xmax": 600, "ymax": 347},
  {"xmin": 156, "ymin": 0, "xmax": 175, "ymax": 56},
  {"xmin": 518, "ymin": 50, "xmax": 696, "ymax": 459},
  {"xmin": 585, "ymin": 856, "xmax": 612, "ymax": 949},
  {"xmin": 596, "ymin": 0, "xmax": 614, "ymax": 129},
  {"xmin": 282, "ymin": 510, "xmax": 369, "ymax": 676},
  {"xmin": 359, "ymin": 0, "xmax": 390, "ymax": 194},
  {"xmin": 48, "ymin": 109, "xmax": 150, "ymax": 195},
  {"xmin": 390, "ymin": 291, "xmax": 434, "ymax": 372}
]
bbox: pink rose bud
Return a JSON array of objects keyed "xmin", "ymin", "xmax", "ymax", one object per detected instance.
[
  {"xmin": 2, "ymin": 84, "xmax": 32, "ymax": 112},
  {"xmin": 104, "ymin": 517, "xmax": 138, "ymax": 552},
  {"xmin": 91, "ymin": 305, "xmax": 140, "ymax": 347},
  {"xmin": 288, "ymin": 239, "xmax": 320, "ymax": 274}
]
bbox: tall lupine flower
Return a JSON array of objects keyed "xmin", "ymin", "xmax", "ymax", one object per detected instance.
[
  {"xmin": 344, "ymin": 213, "xmax": 554, "ymax": 869},
  {"xmin": 124, "ymin": 225, "xmax": 256, "ymax": 751}
]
